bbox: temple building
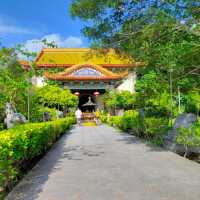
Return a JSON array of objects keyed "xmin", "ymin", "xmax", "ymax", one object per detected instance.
[{"xmin": 30, "ymin": 48, "xmax": 143, "ymax": 111}]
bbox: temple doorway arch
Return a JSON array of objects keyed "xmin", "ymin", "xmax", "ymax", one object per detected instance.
[{"xmin": 78, "ymin": 93, "xmax": 96, "ymax": 112}]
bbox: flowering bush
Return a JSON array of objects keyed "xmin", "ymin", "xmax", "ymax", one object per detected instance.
[{"xmin": 0, "ymin": 117, "xmax": 75, "ymax": 191}]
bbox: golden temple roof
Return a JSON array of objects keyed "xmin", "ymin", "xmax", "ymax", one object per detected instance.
[{"xmin": 36, "ymin": 48, "xmax": 142, "ymax": 68}]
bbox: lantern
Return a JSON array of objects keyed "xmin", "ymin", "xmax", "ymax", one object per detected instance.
[
  {"xmin": 94, "ymin": 91, "xmax": 100, "ymax": 97},
  {"xmin": 74, "ymin": 91, "xmax": 80, "ymax": 96}
]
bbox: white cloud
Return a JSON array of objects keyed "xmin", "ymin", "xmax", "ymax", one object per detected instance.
[
  {"xmin": 22, "ymin": 34, "xmax": 83, "ymax": 53},
  {"xmin": 0, "ymin": 17, "xmax": 35, "ymax": 35}
]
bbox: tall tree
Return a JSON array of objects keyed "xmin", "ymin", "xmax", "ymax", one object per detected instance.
[
  {"xmin": 70, "ymin": 0, "xmax": 200, "ymax": 115},
  {"xmin": 0, "ymin": 47, "xmax": 28, "ymax": 122}
]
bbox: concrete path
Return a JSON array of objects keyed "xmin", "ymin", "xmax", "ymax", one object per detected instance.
[{"xmin": 6, "ymin": 125, "xmax": 200, "ymax": 200}]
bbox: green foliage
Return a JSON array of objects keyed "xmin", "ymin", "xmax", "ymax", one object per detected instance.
[
  {"xmin": 107, "ymin": 116, "xmax": 123, "ymax": 129},
  {"xmin": 0, "ymin": 124, "xmax": 3, "ymax": 131},
  {"xmin": 30, "ymin": 107, "xmax": 59, "ymax": 122},
  {"xmin": 70, "ymin": 0, "xmax": 200, "ymax": 153},
  {"xmin": 135, "ymin": 70, "xmax": 173, "ymax": 117},
  {"xmin": 0, "ymin": 117, "xmax": 75, "ymax": 191},
  {"xmin": 102, "ymin": 90, "xmax": 135, "ymax": 110},
  {"xmin": 117, "ymin": 91, "xmax": 136, "ymax": 110},
  {"xmin": 176, "ymin": 121, "xmax": 200, "ymax": 157},
  {"xmin": 144, "ymin": 117, "xmax": 169, "ymax": 144},
  {"xmin": 101, "ymin": 110, "xmax": 169, "ymax": 145},
  {"xmin": 70, "ymin": 0, "xmax": 200, "ymax": 118},
  {"xmin": 101, "ymin": 110, "xmax": 141, "ymax": 132},
  {"xmin": 40, "ymin": 107, "xmax": 57, "ymax": 120},
  {"xmin": 121, "ymin": 110, "xmax": 141, "ymax": 134},
  {"xmin": 35, "ymin": 85, "xmax": 78, "ymax": 109},
  {"xmin": 0, "ymin": 47, "xmax": 29, "ymax": 123},
  {"xmin": 99, "ymin": 114, "xmax": 108, "ymax": 123},
  {"xmin": 185, "ymin": 91, "xmax": 200, "ymax": 114}
]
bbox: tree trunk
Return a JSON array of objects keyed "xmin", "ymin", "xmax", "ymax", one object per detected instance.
[{"xmin": 184, "ymin": 146, "xmax": 188, "ymax": 157}]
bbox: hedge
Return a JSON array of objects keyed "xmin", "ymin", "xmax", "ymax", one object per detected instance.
[
  {"xmin": 102, "ymin": 110, "xmax": 169, "ymax": 144},
  {"xmin": 0, "ymin": 123, "xmax": 3, "ymax": 131},
  {"xmin": 105, "ymin": 110, "xmax": 142, "ymax": 134},
  {"xmin": 0, "ymin": 117, "xmax": 75, "ymax": 191},
  {"xmin": 176, "ymin": 121, "xmax": 200, "ymax": 157}
]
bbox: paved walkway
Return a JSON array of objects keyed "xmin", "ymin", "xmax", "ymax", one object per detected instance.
[{"xmin": 6, "ymin": 125, "xmax": 200, "ymax": 200}]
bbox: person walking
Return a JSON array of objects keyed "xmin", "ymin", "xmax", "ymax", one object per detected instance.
[{"xmin": 75, "ymin": 108, "xmax": 82, "ymax": 125}]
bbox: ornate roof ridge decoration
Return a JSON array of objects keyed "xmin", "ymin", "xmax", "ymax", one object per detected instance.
[
  {"xmin": 35, "ymin": 48, "xmax": 144, "ymax": 69},
  {"xmin": 19, "ymin": 60, "xmax": 31, "ymax": 69},
  {"xmin": 44, "ymin": 63, "xmax": 128, "ymax": 81},
  {"xmin": 61, "ymin": 63, "xmax": 118, "ymax": 76}
]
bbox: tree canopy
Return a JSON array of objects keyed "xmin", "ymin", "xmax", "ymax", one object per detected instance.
[
  {"xmin": 70, "ymin": 0, "xmax": 200, "ymax": 117},
  {"xmin": 102, "ymin": 90, "xmax": 135, "ymax": 110},
  {"xmin": 35, "ymin": 85, "xmax": 78, "ymax": 109},
  {"xmin": 0, "ymin": 47, "xmax": 29, "ymax": 122}
]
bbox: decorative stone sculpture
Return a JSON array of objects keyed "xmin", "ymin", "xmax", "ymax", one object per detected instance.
[
  {"xmin": 116, "ymin": 109, "xmax": 124, "ymax": 116},
  {"xmin": 138, "ymin": 109, "xmax": 145, "ymax": 120},
  {"xmin": 164, "ymin": 113, "xmax": 199, "ymax": 153},
  {"xmin": 4, "ymin": 102, "xmax": 27, "ymax": 129},
  {"xmin": 43, "ymin": 112, "xmax": 51, "ymax": 121},
  {"xmin": 173, "ymin": 113, "xmax": 197, "ymax": 129},
  {"xmin": 56, "ymin": 110, "xmax": 64, "ymax": 119}
]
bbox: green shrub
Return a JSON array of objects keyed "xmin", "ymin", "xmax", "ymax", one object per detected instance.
[
  {"xmin": 101, "ymin": 90, "xmax": 136, "ymax": 110},
  {"xmin": 108, "ymin": 116, "xmax": 123, "ymax": 129},
  {"xmin": 176, "ymin": 121, "xmax": 200, "ymax": 157},
  {"xmin": 185, "ymin": 91, "xmax": 200, "ymax": 114},
  {"xmin": 100, "ymin": 114, "xmax": 108, "ymax": 123},
  {"xmin": 0, "ymin": 117, "xmax": 75, "ymax": 191},
  {"xmin": 31, "ymin": 107, "xmax": 59, "ymax": 122},
  {"xmin": 144, "ymin": 117, "xmax": 169, "ymax": 143},
  {"xmin": 104, "ymin": 110, "xmax": 142, "ymax": 135},
  {"xmin": 40, "ymin": 107, "xmax": 58, "ymax": 120},
  {"xmin": 0, "ymin": 123, "xmax": 4, "ymax": 131},
  {"xmin": 121, "ymin": 110, "xmax": 142, "ymax": 134},
  {"xmin": 101, "ymin": 110, "xmax": 169, "ymax": 145}
]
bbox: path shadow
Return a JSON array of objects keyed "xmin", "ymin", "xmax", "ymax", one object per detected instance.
[
  {"xmin": 114, "ymin": 128, "xmax": 167, "ymax": 153},
  {"xmin": 6, "ymin": 127, "xmax": 80, "ymax": 200},
  {"xmin": 62, "ymin": 145, "xmax": 104, "ymax": 160},
  {"xmin": 116, "ymin": 133, "xmax": 141, "ymax": 145},
  {"xmin": 6, "ymin": 125, "xmax": 106, "ymax": 200}
]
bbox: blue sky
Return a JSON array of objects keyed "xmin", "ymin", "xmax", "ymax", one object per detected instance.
[{"xmin": 0, "ymin": 0, "xmax": 89, "ymax": 51}]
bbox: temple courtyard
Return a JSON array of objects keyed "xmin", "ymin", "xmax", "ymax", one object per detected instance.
[{"xmin": 6, "ymin": 125, "xmax": 200, "ymax": 200}]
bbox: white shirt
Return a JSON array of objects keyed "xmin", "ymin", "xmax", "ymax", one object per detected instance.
[{"xmin": 75, "ymin": 109, "xmax": 82, "ymax": 119}]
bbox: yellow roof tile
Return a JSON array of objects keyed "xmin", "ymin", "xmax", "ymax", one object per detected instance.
[{"xmin": 35, "ymin": 48, "xmax": 139, "ymax": 67}]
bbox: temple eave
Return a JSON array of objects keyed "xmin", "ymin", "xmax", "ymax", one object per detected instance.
[
  {"xmin": 35, "ymin": 63, "xmax": 142, "ymax": 69},
  {"xmin": 45, "ymin": 76, "xmax": 125, "ymax": 81}
]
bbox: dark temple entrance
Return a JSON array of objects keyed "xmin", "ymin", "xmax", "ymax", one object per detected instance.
[
  {"xmin": 79, "ymin": 94, "xmax": 96, "ymax": 112},
  {"xmin": 72, "ymin": 89, "xmax": 105, "ymax": 112}
]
